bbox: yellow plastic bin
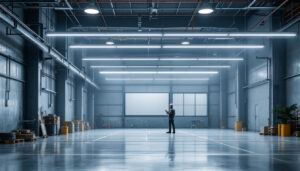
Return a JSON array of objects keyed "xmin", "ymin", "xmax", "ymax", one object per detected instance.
[
  {"xmin": 278, "ymin": 124, "xmax": 281, "ymax": 136},
  {"xmin": 60, "ymin": 126, "xmax": 69, "ymax": 135},
  {"xmin": 281, "ymin": 124, "xmax": 291, "ymax": 136},
  {"xmin": 235, "ymin": 121, "xmax": 242, "ymax": 131}
]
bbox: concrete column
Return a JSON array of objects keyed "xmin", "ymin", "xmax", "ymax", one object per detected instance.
[
  {"xmin": 75, "ymin": 80, "xmax": 84, "ymax": 120},
  {"xmin": 272, "ymin": 39, "xmax": 286, "ymax": 126},
  {"xmin": 55, "ymin": 68, "xmax": 68, "ymax": 122},
  {"xmin": 220, "ymin": 71, "xmax": 228, "ymax": 128},
  {"xmin": 24, "ymin": 9, "xmax": 42, "ymax": 135},
  {"xmin": 237, "ymin": 62, "xmax": 247, "ymax": 128},
  {"xmin": 87, "ymin": 87, "xmax": 95, "ymax": 128}
]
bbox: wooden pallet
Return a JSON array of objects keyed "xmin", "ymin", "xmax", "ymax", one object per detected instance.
[
  {"xmin": 24, "ymin": 138, "xmax": 37, "ymax": 142},
  {"xmin": 0, "ymin": 139, "xmax": 24, "ymax": 144},
  {"xmin": 259, "ymin": 133, "xmax": 270, "ymax": 136}
]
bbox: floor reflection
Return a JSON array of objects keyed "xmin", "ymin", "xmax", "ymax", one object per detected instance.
[{"xmin": 168, "ymin": 134, "xmax": 175, "ymax": 166}]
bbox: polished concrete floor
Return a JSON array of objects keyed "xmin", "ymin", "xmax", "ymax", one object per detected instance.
[{"xmin": 0, "ymin": 129, "xmax": 299, "ymax": 171}]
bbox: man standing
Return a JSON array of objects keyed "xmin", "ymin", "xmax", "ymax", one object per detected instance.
[{"xmin": 165, "ymin": 104, "xmax": 175, "ymax": 134}]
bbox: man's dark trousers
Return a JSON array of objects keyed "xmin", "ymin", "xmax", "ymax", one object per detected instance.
[{"xmin": 169, "ymin": 119, "xmax": 175, "ymax": 133}]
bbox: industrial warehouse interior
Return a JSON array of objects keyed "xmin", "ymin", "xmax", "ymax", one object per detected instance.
[{"xmin": 0, "ymin": 0, "xmax": 300, "ymax": 170}]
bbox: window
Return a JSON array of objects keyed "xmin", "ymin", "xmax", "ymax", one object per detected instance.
[
  {"xmin": 125, "ymin": 93, "xmax": 169, "ymax": 116},
  {"xmin": 173, "ymin": 94, "xmax": 183, "ymax": 116},
  {"xmin": 184, "ymin": 94, "xmax": 195, "ymax": 116},
  {"xmin": 196, "ymin": 94, "xmax": 207, "ymax": 116},
  {"xmin": 172, "ymin": 93, "xmax": 207, "ymax": 116}
]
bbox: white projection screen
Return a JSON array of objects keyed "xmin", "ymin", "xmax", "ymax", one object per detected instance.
[{"xmin": 125, "ymin": 93, "xmax": 169, "ymax": 115}]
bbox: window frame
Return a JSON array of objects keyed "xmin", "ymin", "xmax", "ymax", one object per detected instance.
[{"xmin": 172, "ymin": 93, "xmax": 208, "ymax": 117}]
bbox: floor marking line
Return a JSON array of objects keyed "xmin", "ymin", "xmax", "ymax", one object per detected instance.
[
  {"xmin": 181, "ymin": 131, "xmax": 256, "ymax": 154},
  {"xmin": 181, "ymin": 131, "xmax": 291, "ymax": 164},
  {"xmin": 92, "ymin": 131, "xmax": 120, "ymax": 142}
]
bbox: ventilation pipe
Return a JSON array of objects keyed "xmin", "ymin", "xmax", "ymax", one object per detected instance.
[{"xmin": 0, "ymin": 4, "xmax": 99, "ymax": 89}]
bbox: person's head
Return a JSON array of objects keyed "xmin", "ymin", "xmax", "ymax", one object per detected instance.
[{"xmin": 169, "ymin": 104, "xmax": 173, "ymax": 109}]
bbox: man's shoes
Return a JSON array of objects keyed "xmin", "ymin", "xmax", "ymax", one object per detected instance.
[
  {"xmin": 166, "ymin": 132, "xmax": 171, "ymax": 134},
  {"xmin": 172, "ymin": 132, "xmax": 175, "ymax": 134}
]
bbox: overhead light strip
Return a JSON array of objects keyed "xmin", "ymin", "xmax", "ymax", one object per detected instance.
[
  {"xmin": 69, "ymin": 45, "xmax": 161, "ymax": 49},
  {"xmin": 105, "ymin": 78, "xmax": 210, "ymax": 81},
  {"xmin": 99, "ymin": 71, "xmax": 219, "ymax": 74},
  {"xmin": 162, "ymin": 45, "xmax": 264, "ymax": 49},
  {"xmin": 47, "ymin": 32, "xmax": 297, "ymax": 37},
  {"xmin": 160, "ymin": 58, "xmax": 244, "ymax": 61},
  {"xmin": 83, "ymin": 57, "xmax": 244, "ymax": 61},
  {"xmin": 47, "ymin": 33, "xmax": 163, "ymax": 37},
  {"xmin": 70, "ymin": 45, "xmax": 263, "ymax": 49},
  {"xmin": 91, "ymin": 65, "xmax": 231, "ymax": 68}
]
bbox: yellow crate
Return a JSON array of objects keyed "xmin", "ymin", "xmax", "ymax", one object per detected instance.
[
  {"xmin": 235, "ymin": 121, "xmax": 242, "ymax": 131},
  {"xmin": 60, "ymin": 126, "xmax": 68, "ymax": 135}
]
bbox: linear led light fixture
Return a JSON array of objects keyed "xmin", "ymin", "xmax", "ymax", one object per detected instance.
[
  {"xmin": 91, "ymin": 65, "xmax": 231, "ymax": 68},
  {"xmin": 163, "ymin": 45, "xmax": 264, "ymax": 49},
  {"xmin": 83, "ymin": 57, "xmax": 244, "ymax": 61},
  {"xmin": 99, "ymin": 71, "xmax": 218, "ymax": 74},
  {"xmin": 106, "ymin": 78, "xmax": 154, "ymax": 81},
  {"xmin": 105, "ymin": 78, "xmax": 210, "ymax": 81},
  {"xmin": 47, "ymin": 32, "xmax": 296, "ymax": 38},
  {"xmin": 164, "ymin": 33, "xmax": 228, "ymax": 37},
  {"xmin": 229, "ymin": 33, "xmax": 297, "ymax": 37},
  {"xmin": 47, "ymin": 32, "xmax": 162, "ymax": 37},
  {"xmin": 83, "ymin": 58, "xmax": 159, "ymax": 61},
  {"xmin": 70, "ymin": 45, "xmax": 263, "ymax": 49},
  {"xmin": 69, "ymin": 45, "xmax": 161, "ymax": 49},
  {"xmin": 164, "ymin": 32, "xmax": 296, "ymax": 37},
  {"xmin": 160, "ymin": 58, "xmax": 244, "ymax": 61},
  {"xmin": 155, "ymin": 78, "xmax": 209, "ymax": 81}
]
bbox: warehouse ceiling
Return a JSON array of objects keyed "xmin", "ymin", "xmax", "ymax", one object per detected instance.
[
  {"xmin": 1, "ymin": 0, "xmax": 299, "ymax": 85},
  {"xmin": 1, "ymin": 0, "xmax": 293, "ymax": 28}
]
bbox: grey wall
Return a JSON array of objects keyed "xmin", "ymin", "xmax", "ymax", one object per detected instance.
[
  {"xmin": 0, "ymin": 7, "xmax": 95, "ymax": 133},
  {"xmin": 94, "ymin": 82, "xmax": 219, "ymax": 128},
  {"xmin": 285, "ymin": 24, "xmax": 300, "ymax": 108},
  {"xmin": 226, "ymin": 15, "xmax": 273, "ymax": 131},
  {"xmin": 225, "ymin": 14, "xmax": 300, "ymax": 131},
  {"xmin": 0, "ymin": 9, "xmax": 24, "ymax": 132},
  {"xmin": 227, "ymin": 64, "xmax": 237, "ymax": 129}
]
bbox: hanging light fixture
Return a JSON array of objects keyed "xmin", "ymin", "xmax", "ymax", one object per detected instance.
[
  {"xmin": 84, "ymin": 3, "xmax": 99, "ymax": 14},
  {"xmin": 198, "ymin": 1, "xmax": 214, "ymax": 14}
]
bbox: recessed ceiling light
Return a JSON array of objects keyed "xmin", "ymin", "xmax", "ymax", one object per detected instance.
[
  {"xmin": 181, "ymin": 41, "xmax": 190, "ymax": 45},
  {"xmin": 106, "ymin": 41, "xmax": 114, "ymax": 45}
]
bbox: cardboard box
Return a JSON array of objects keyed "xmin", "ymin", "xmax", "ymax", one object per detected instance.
[
  {"xmin": 269, "ymin": 127, "xmax": 278, "ymax": 135},
  {"xmin": 260, "ymin": 126, "xmax": 269, "ymax": 135}
]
